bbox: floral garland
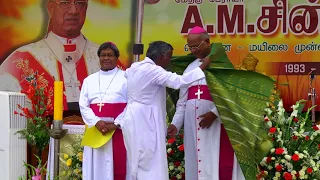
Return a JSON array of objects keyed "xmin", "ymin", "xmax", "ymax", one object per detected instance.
[
  {"xmin": 167, "ymin": 130, "xmax": 185, "ymax": 180},
  {"xmin": 257, "ymin": 100, "xmax": 320, "ymax": 179}
]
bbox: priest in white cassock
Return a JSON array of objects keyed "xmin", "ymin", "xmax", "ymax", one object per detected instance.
[
  {"xmin": 0, "ymin": 0, "xmax": 125, "ymax": 110},
  {"xmin": 167, "ymin": 27, "xmax": 245, "ymax": 180},
  {"xmin": 114, "ymin": 41, "xmax": 212, "ymax": 180},
  {"xmin": 79, "ymin": 42, "xmax": 128, "ymax": 180}
]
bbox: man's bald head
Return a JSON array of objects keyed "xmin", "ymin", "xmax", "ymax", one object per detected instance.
[{"xmin": 187, "ymin": 26, "xmax": 211, "ymax": 59}]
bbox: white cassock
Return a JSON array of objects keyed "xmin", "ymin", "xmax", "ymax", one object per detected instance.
[
  {"xmin": 0, "ymin": 31, "xmax": 100, "ymax": 109},
  {"xmin": 79, "ymin": 68, "xmax": 128, "ymax": 180},
  {"xmin": 171, "ymin": 59, "xmax": 245, "ymax": 180},
  {"xmin": 114, "ymin": 57, "xmax": 205, "ymax": 180}
]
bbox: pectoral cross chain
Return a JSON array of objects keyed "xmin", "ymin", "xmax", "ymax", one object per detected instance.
[
  {"xmin": 195, "ymin": 88, "xmax": 203, "ymax": 100},
  {"xmin": 65, "ymin": 78, "xmax": 81, "ymax": 97},
  {"xmin": 97, "ymin": 102, "xmax": 104, "ymax": 112}
]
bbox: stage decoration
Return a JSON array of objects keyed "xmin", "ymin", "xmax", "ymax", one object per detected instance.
[{"xmin": 167, "ymin": 130, "xmax": 185, "ymax": 180}]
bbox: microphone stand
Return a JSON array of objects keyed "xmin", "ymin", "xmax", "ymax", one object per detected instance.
[{"xmin": 308, "ymin": 69, "xmax": 316, "ymax": 125}]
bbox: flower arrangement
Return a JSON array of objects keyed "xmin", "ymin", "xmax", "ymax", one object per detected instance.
[
  {"xmin": 15, "ymin": 72, "xmax": 53, "ymax": 156},
  {"xmin": 257, "ymin": 99, "xmax": 320, "ymax": 179},
  {"xmin": 167, "ymin": 130, "xmax": 185, "ymax": 180},
  {"xmin": 19, "ymin": 155, "xmax": 48, "ymax": 180},
  {"xmin": 61, "ymin": 135, "xmax": 83, "ymax": 180}
]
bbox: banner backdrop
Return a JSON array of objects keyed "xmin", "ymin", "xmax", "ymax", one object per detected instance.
[{"xmin": 1, "ymin": 0, "xmax": 320, "ymax": 110}]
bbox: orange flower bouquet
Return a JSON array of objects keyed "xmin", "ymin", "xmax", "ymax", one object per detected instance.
[{"xmin": 15, "ymin": 72, "xmax": 54, "ymax": 156}]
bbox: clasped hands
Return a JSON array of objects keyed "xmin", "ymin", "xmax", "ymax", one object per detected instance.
[
  {"xmin": 167, "ymin": 111, "xmax": 217, "ymax": 138},
  {"xmin": 95, "ymin": 120, "xmax": 117, "ymax": 135}
]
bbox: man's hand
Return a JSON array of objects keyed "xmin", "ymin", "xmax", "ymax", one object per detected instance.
[
  {"xmin": 199, "ymin": 111, "xmax": 217, "ymax": 129},
  {"xmin": 105, "ymin": 122, "xmax": 117, "ymax": 132},
  {"xmin": 95, "ymin": 120, "xmax": 109, "ymax": 135},
  {"xmin": 199, "ymin": 55, "xmax": 211, "ymax": 70},
  {"xmin": 167, "ymin": 124, "xmax": 178, "ymax": 138}
]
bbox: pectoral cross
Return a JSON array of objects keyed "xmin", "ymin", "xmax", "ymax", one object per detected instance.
[
  {"xmin": 97, "ymin": 102, "xmax": 104, "ymax": 112},
  {"xmin": 195, "ymin": 88, "xmax": 203, "ymax": 100},
  {"xmin": 65, "ymin": 78, "xmax": 81, "ymax": 97}
]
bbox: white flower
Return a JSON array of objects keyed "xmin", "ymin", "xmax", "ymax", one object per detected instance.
[
  {"xmin": 167, "ymin": 148, "xmax": 172, "ymax": 153},
  {"xmin": 169, "ymin": 165, "xmax": 174, "ymax": 170},
  {"xmin": 278, "ymin": 100, "xmax": 283, "ymax": 108},
  {"xmin": 281, "ymin": 159, "xmax": 286, "ymax": 163},
  {"xmin": 267, "ymin": 121, "xmax": 273, "ymax": 128},
  {"xmin": 176, "ymin": 174, "xmax": 182, "ymax": 179},
  {"xmin": 177, "ymin": 166, "xmax": 182, "ymax": 171},
  {"xmin": 284, "ymin": 155, "xmax": 292, "ymax": 161},
  {"xmin": 270, "ymin": 148, "xmax": 275, "ymax": 153},
  {"xmin": 290, "ymin": 110, "xmax": 298, "ymax": 117},
  {"xmin": 268, "ymin": 165, "xmax": 273, "ymax": 170}
]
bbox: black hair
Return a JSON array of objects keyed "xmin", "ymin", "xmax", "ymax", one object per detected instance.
[
  {"xmin": 97, "ymin": 42, "xmax": 120, "ymax": 58},
  {"xmin": 146, "ymin": 41, "xmax": 173, "ymax": 61}
]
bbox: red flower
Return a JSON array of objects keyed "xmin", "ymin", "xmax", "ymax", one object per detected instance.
[
  {"xmin": 283, "ymin": 172, "xmax": 292, "ymax": 180},
  {"xmin": 318, "ymin": 144, "xmax": 320, "ymax": 150},
  {"xmin": 264, "ymin": 116, "xmax": 269, "ymax": 122},
  {"xmin": 295, "ymin": 172, "xmax": 300, "ymax": 178},
  {"xmin": 178, "ymin": 144, "xmax": 184, "ymax": 151},
  {"xmin": 305, "ymin": 136, "xmax": 310, "ymax": 141},
  {"xmin": 313, "ymin": 125, "xmax": 319, "ymax": 131},
  {"xmin": 266, "ymin": 156, "xmax": 272, "ymax": 163},
  {"xmin": 174, "ymin": 161, "xmax": 180, "ymax": 166},
  {"xmin": 307, "ymin": 167, "xmax": 313, "ymax": 174},
  {"xmin": 275, "ymin": 148, "xmax": 284, "ymax": 155},
  {"xmin": 179, "ymin": 133, "xmax": 183, "ymax": 138},
  {"xmin": 276, "ymin": 164, "xmax": 282, "ymax": 171},
  {"xmin": 292, "ymin": 136, "xmax": 298, "ymax": 140},
  {"xmin": 168, "ymin": 149, "xmax": 174, "ymax": 155},
  {"xmin": 293, "ymin": 117, "xmax": 299, "ymax": 122},
  {"xmin": 269, "ymin": 127, "xmax": 277, "ymax": 133},
  {"xmin": 167, "ymin": 138, "xmax": 176, "ymax": 144},
  {"xmin": 292, "ymin": 154, "xmax": 300, "ymax": 161},
  {"xmin": 170, "ymin": 177, "xmax": 177, "ymax": 180}
]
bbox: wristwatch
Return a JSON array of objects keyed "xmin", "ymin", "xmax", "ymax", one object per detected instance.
[{"xmin": 114, "ymin": 122, "xmax": 121, "ymax": 129}]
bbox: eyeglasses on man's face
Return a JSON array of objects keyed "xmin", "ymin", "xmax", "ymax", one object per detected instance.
[
  {"xmin": 51, "ymin": 1, "xmax": 88, "ymax": 10},
  {"xmin": 185, "ymin": 40, "xmax": 205, "ymax": 51}
]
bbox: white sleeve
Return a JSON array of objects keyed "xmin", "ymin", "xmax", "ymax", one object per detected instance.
[
  {"xmin": 79, "ymin": 79, "xmax": 100, "ymax": 126},
  {"xmin": 171, "ymin": 87, "xmax": 188, "ymax": 132},
  {"xmin": 151, "ymin": 66, "xmax": 205, "ymax": 89},
  {"xmin": 211, "ymin": 104, "xmax": 219, "ymax": 116}
]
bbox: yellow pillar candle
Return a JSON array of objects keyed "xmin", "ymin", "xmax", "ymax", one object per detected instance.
[{"xmin": 53, "ymin": 81, "xmax": 63, "ymax": 120}]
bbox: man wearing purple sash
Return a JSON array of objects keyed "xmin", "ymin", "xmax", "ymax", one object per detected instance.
[
  {"xmin": 168, "ymin": 27, "xmax": 245, "ymax": 180},
  {"xmin": 79, "ymin": 42, "xmax": 128, "ymax": 180}
]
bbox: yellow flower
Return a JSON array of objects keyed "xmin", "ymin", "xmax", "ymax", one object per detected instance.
[
  {"xmin": 66, "ymin": 159, "xmax": 72, "ymax": 167},
  {"xmin": 63, "ymin": 153, "xmax": 69, "ymax": 160},
  {"xmin": 74, "ymin": 168, "xmax": 81, "ymax": 174},
  {"xmin": 77, "ymin": 152, "xmax": 83, "ymax": 162}
]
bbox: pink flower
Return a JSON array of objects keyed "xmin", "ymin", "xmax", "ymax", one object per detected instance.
[{"xmin": 32, "ymin": 175, "xmax": 41, "ymax": 180}]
